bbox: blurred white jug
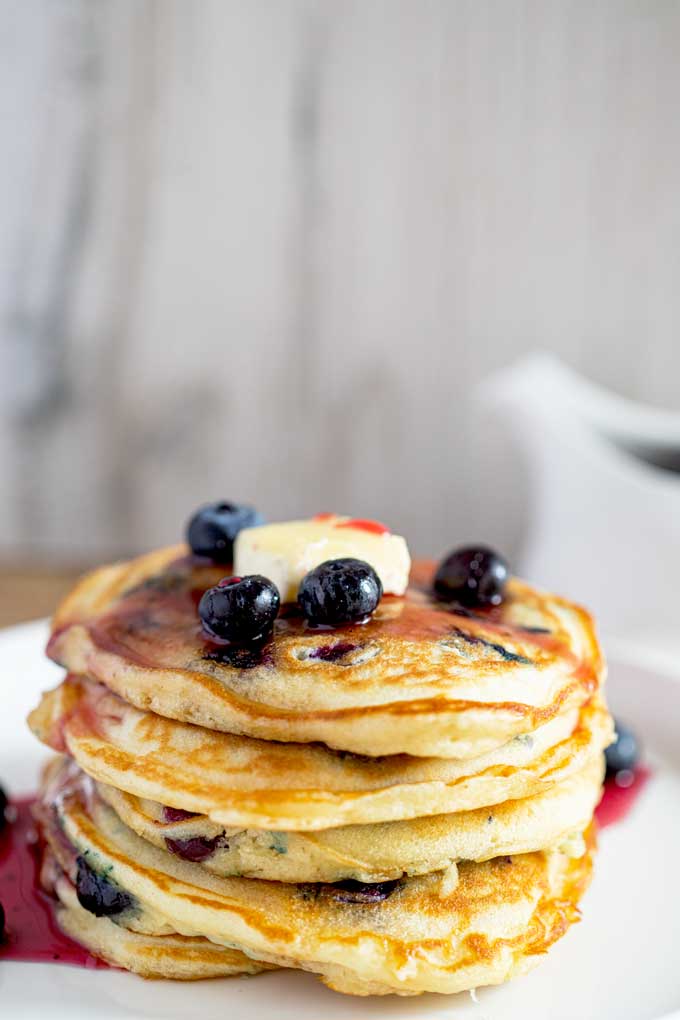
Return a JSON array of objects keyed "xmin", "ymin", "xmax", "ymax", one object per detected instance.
[{"xmin": 481, "ymin": 354, "xmax": 680, "ymax": 670}]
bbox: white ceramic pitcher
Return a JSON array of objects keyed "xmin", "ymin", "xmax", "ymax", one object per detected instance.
[{"xmin": 481, "ymin": 354, "xmax": 680, "ymax": 670}]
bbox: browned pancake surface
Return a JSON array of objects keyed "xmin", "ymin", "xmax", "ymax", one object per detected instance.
[{"xmin": 46, "ymin": 547, "xmax": 603, "ymax": 758}]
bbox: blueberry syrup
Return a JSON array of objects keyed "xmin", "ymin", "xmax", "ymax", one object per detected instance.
[
  {"xmin": 447, "ymin": 626, "xmax": 532, "ymax": 665},
  {"xmin": 328, "ymin": 879, "xmax": 400, "ymax": 903},
  {"xmin": 0, "ymin": 797, "xmax": 106, "ymax": 968},
  {"xmin": 52, "ymin": 556, "xmax": 588, "ymax": 687},
  {"xmin": 298, "ymin": 878, "xmax": 401, "ymax": 904},
  {"xmin": 335, "ymin": 518, "xmax": 389, "ymax": 535},
  {"xmin": 203, "ymin": 638, "xmax": 273, "ymax": 669},
  {"xmin": 595, "ymin": 766, "xmax": 652, "ymax": 829},
  {"xmin": 165, "ymin": 833, "xmax": 227, "ymax": 863},
  {"xmin": 162, "ymin": 805, "xmax": 199, "ymax": 823},
  {"xmin": 311, "ymin": 513, "xmax": 390, "ymax": 535},
  {"xmin": 309, "ymin": 642, "xmax": 358, "ymax": 662}
]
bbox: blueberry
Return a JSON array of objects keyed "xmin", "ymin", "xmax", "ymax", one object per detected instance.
[
  {"xmin": 328, "ymin": 879, "xmax": 400, "ymax": 904},
  {"xmin": 75, "ymin": 856, "xmax": 133, "ymax": 917},
  {"xmin": 203, "ymin": 636, "xmax": 273, "ymax": 669},
  {"xmin": 165, "ymin": 833, "xmax": 227, "ymax": 863},
  {"xmin": 0, "ymin": 784, "xmax": 7, "ymax": 833},
  {"xmin": 199, "ymin": 575, "xmax": 280, "ymax": 643},
  {"xmin": 186, "ymin": 502, "xmax": 263, "ymax": 562},
  {"xmin": 434, "ymin": 546, "xmax": 508, "ymax": 607},
  {"xmin": 605, "ymin": 720, "xmax": 640, "ymax": 776},
  {"xmin": 162, "ymin": 806, "xmax": 199, "ymax": 824},
  {"xmin": 310, "ymin": 642, "xmax": 358, "ymax": 662},
  {"xmin": 298, "ymin": 559, "xmax": 382, "ymax": 627}
]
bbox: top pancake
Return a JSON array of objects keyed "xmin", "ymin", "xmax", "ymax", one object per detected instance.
[{"xmin": 47, "ymin": 545, "xmax": 604, "ymax": 758}]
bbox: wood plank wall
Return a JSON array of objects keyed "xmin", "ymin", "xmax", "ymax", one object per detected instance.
[{"xmin": 2, "ymin": 0, "xmax": 679, "ymax": 566}]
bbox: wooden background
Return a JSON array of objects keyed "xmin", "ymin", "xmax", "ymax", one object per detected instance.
[{"xmin": 2, "ymin": 0, "xmax": 680, "ymax": 575}]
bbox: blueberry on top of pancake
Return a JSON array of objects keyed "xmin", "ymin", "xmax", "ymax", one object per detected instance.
[{"xmin": 45, "ymin": 517, "xmax": 603, "ymax": 759}]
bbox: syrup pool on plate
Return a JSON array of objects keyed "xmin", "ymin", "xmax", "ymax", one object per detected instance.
[
  {"xmin": 595, "ymin": 766, "xmax": 652, "ymax": 829},
  {"xmin": 596, "ymin": 717, "xmax": 650, "ymax": 829},
  {"xmin": 0, "ymin": 797, "xmax": 105, "ymax": 968}
]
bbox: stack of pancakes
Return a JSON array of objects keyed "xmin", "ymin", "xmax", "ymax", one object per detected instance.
[{"xmin": 28, "ymin": 547, "xmax": 612, "ymax": 996}]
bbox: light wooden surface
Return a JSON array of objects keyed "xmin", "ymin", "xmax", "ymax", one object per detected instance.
[
  {"xmin": 0, "ymin": 569, "xmax": 82, "ymax": 628},
  {"xmin": 2, "ymin": 1, "xmax": 680, "ymax": 566}
]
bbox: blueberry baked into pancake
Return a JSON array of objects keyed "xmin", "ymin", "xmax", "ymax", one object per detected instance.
[{"xmin": 28, "ymin": 504, "xmax": 614, "ymax": 995}]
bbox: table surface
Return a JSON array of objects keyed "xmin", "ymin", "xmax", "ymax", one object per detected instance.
[{"xmin": 0, "ymin": 568, "xmax": 83, "ymax": 628}]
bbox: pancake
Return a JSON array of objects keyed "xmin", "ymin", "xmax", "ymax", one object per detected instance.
[
  {"xmin": 46, "ymin": 865, "xmax": 274, "ymax": 980},
  {"xmin": 97, "ymin": 755, "xmax": 603, "ymax": 882},
  {"xmin": 38, "ymin": 762, "xmax": 595, "ymax": 996},
  {"xmin": 46, "ymin": 547, "xmax": 604, "ymax": 758},
  {"xmin": 29, "ymin": 675, "xmax": 612, "ymax": 831}
]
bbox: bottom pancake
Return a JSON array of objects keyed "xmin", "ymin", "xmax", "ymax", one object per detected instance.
[
  {"xmin": 38, "ymin": 757, "xmax": 596, "ymax": 996},
  {"xmin": 45, "ymin": 864, "xmax": 275, "ymax": 980}
]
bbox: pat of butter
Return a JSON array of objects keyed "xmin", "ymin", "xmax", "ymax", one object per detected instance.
[{"xmin": 234, "ymin": 515, "xmax": 411, "ymax": 602}]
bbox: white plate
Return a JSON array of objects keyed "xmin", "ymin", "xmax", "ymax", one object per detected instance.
[{"xmin": 1, "ymin": 620, "xmax": 679, "ymax": 1020}]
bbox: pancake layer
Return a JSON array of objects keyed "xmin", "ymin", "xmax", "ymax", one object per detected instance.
[
  {"xmin": 46, "ymin": 548, "xmax": 604, "ymax": 758},
  {"xmin": 97, "ymin": 756, "xmax": 603, "ymax": 882},
  {"xmin": 49, "ymin": 870, "xmax": 274, "ymax": 980},
  {"xmin": 38, "ymin": 761, "xmax": 595, "ymax": 997},
  {"xmin": 29, "ymin": 675, "xmax": 612, "ymax": 830}
]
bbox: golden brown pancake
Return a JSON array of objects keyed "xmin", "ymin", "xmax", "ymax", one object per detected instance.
[
  {"xmin": 46, "ymin": 866, "xmax": 274, "ymax": 980},
  {"xmin": 37, "ymin": 759, "xmax": 596, "ymax": 997},
  {"xmin": 46, "ymin": 547, "xmax": 604, "ymax": 758},
  {"xmin": 29, "ymin": 676, "xmax": 612, "ymax": 831},
  {"xmin": 97, "ymin": 755, "xmax": 603, "ymax": 882}
]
